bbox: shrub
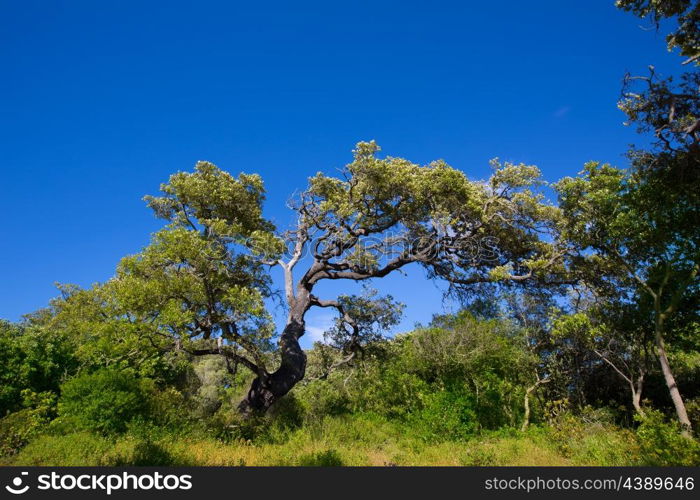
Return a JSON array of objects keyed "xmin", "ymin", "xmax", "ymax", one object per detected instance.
[
  {"xmin": 267, "ymin": 394, "xmax": 305, "ymax": 430},
  {"xmin": 686, "ymin": 397, "xmax": 700, "ymax": 432},
  {"xmin": 294, "ymin": 377, "xmax": 351, "ymax": 421},
  {"xmin": 57, "ymin": 368, "xmax": 153, "ymax": 435},
  {"xmin": 1, "ymin": 409, "xmax": 46, "ymax": 457},
  {"xmin": 0, "ymin": 321, "xmax": 77, "ymax": 416},
  {"xmin": 349, "ymin": 365, "xmax": 430, "ymax": 419},
  {"xmin": 545, "ymin": 409, "xmax": 641, "ymax": 465},
  {"xmin": 410, "ymin": 389, "xmax": 478, "ymax": 442},
  {"xmin": 147, "ymin": 387, "xmax": 194, "ymax": 431},
  {"xmin": 0, "ymin": 391, "xmax": 56, "ymax": 457},
  {"xmin": 10, "ymin": 432, "xmax": 111, "ymax": 466},
  {"xmin": 635, "ymin": 410, "xmax": 700, "ymax": 466}
]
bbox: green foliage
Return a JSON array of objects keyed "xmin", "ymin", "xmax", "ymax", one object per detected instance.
[
  {"xmin": 544, "ymin": 408, "xmax": 641, "ymax": 465},
  {"xmin": 322, "ymin": 287, "xmax": 404, "ymax": 350},
  {"xmin": 9, "ymin": 432, "xmax": 112, "ymax": 466},
  {"xmin": 410, "ymin": 390, "xmax": 478, "ymax": 442},
  {"xmin": 0, "ymin": 391, "xmax": 56, "ymax": 457},
  {"xmin": 188, "ymin": 356, "xmax": 235, "ymax": 416},
  {"xmin": 0, "ymin": 321, "xmax": 27, "ymax": 415},
  {"xmin": 4, "ymin": 305, "xmax": 693, "ymax": 466},
  {"xmin": 102, "ymin": 434, "xmax": 175, "ymax": 466},
  {"xmin": 297, "ymin": 312, "xmax": 532, "ymax": 437},
  {"xmin": 0, "ymin": 134, "xmax": 696, "ymax": 467},
  {"xmin": 6, "ymin": 413, "xmax": 646, "ymax": 467},
  {"xmin": 0, "ymin": 320, "xmax": 77, "ymax": 416},
  {"xmin": 616, "ymin": 0, "xmax": 699, "ymax": 61},
  {"xmin": 297, "ymin": 449, "xmax": 344, "ymax": 466},
  {"xmin": 56, "ymin": 368, "xmax": 154, "ymax": 435},
  {"xmin": 8, "ymin": 430, "xmax": 174, "ymax": 466},
  {"xmin": 347, "ymin": 364, "xmax": 429, "ymax": 419},
  {"xmin": 294, "ymin": 373, "xmax": 352, "ymax": 419},
  {"xmin": 635, "ymin": 410, "xmax": 700, "ymax": 465},
  {"xmin": 2, "ymin": 294, "xmax": 694, "ymax": 467},
  {"xmin": 146, "ymin": 387, "xmax": 195, "ymax": 430},
  {"xmin": 304, "ymin": 141, "xmax": 563, "ymax": 289},
  {"xmin": 105, "ymin": 159, "xmax": 284, "ymax": 393},
  {"xmin": 555, "ymin": 0, "xmax": 699, "ymax": 434},
  {"xmin": 144, "ymin": 161, "xmax": 275, "ymax": 242},
  {"xmin": 33, "ymin": 285, "xmax": 185, "ymax": 384}
]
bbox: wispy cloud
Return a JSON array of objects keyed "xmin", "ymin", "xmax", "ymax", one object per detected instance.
[
  {"xmin": 304, "ymin": 314, "xmax": 336, "ymax": 344},
  {"xmin": 553, "ymin": 105, "xmax": 571, "ymax": 118}
]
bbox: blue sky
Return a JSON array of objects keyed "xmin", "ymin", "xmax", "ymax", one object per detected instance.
[{"xmin": 0, "ymin": 1, "xmax": 679, "ymax": 347}]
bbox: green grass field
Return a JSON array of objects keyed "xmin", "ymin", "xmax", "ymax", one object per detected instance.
[{"xmin": 5, "ymin": 411, "xmax": 697, "ymax": 467}]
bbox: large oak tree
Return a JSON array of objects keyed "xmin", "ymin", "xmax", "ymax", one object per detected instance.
[{"xmin": 112, "ymin": 142, "xmax": 563, "ymax": 414}]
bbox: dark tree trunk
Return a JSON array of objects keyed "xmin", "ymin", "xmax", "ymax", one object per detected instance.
[{"xmin": 238, "ymin": 319, "xmax": 307, "ymax": 415}]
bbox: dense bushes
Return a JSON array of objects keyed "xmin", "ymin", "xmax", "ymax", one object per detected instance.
[
  {"xmin": 296, "ymin": 313, "xmax": 533, "ymax": 439},
  {"xmin": 0, "ymin": 396, "xmax": 55, "ymax": 457},
  {"xmin": 635, "ymin": 410, "xmax": 700, "ymax": 466},
  {"xmin": 0, "ymin": 310, "xmax": 698, "ymax": 466},
  {"xmin": 56, "ymin": 368, "xmax": 154, "ymax": 435},
  {"xmin": 410, "ymin": 389, "xmax": 479, "ymax": 441},
  {"xmin": 0, "ymin": 321, "xmax": 76, "ymax": 416}
]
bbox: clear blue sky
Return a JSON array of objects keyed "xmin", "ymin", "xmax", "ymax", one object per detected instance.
[{"xmin": 0, "ymin": 1, "xmax": 678, "ymax": 346}]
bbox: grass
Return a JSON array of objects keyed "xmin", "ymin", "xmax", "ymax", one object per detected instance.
[{"xmin": 2, "ymin": 413, "xmax": 646, "ymax": 466}]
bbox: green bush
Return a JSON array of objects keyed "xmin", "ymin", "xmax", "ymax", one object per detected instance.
[
  {"xmin": 410, "ymin": 389, "xmax": 478, "ymax": 442},
  {"xmin": 206, "ymin": 393, "xmax": 307, "ymax": 445},
  {"xmin": 349, "ymin": 366, "xmax": 430, "ymax": 419},
  {"xmin": 1, "ymin": 409, "xmax": 46, "ymax": 457},
  {"xmin": 295, "ymin": 376, "xmax": 351, "ymax": 421},
  {"xmin": 686, "ymin": 397, "xmax": 700, "ymax": 432},
  {"xmin": 635, "ymin": 410, "xmax": 700, "ymax": 466},
  {"xmin": 147, "ymin": 387, "xmax": 194, "ymax": 430},
  {"xmin": 10, "ymin": 432, "xmax": 112, "ymax": 466},
  {"xmin": 545, "ymin": 409, "xmax": 638, "ymax": 465},
  {"xmin": 0, "ymin": 391, "xmax": 57, "ymax": 457},
  {"xmin": 57, "ymin": 368, "xmax": 153, "ymax": 435},
  {"xmin": 0, "ymin": 321, "xmax": 77, "ymax": 416}
]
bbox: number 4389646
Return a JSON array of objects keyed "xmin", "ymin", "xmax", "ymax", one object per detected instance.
[{"xmin": 622, "ymin": 476, "xmax": 694, "ymax": 490}]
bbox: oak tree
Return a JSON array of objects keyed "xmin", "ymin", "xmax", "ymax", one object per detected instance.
[{"xmin": 114, "ymin": 142, "xmax": 563, "ymax": 414}]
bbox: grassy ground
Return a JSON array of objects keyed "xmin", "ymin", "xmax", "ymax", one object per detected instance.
[{"xmin": 3, "ymin": 414, "xmax": 642, "ymax": 466}]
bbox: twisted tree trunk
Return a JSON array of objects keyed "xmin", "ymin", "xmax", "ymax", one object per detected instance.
[
  {"xmin": 238, "ymin": 319, "xmax": 307, "ymax": 415},
  {"xmin": 238, "ymin": 275, "xmax": 313, "ymax": 415},
  {"xmin": 521, "ymin": 374, "xmax": 549, "ymax": 432}
]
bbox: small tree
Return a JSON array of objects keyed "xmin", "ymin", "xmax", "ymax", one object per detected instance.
[
  {"xmin": 552, "ymin": 0, "xmax": 700, "ymax": 435},
  {"xmin": 555, "ymin": 163, "xmax": 698, "ymax": 433},
  {"xmin": 307, "ymin": 287, "xmax": 404, "ymax": 381},
  {"xmin": 550, "ymin": 311, "xmax": 651, "ymax": 416}
]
